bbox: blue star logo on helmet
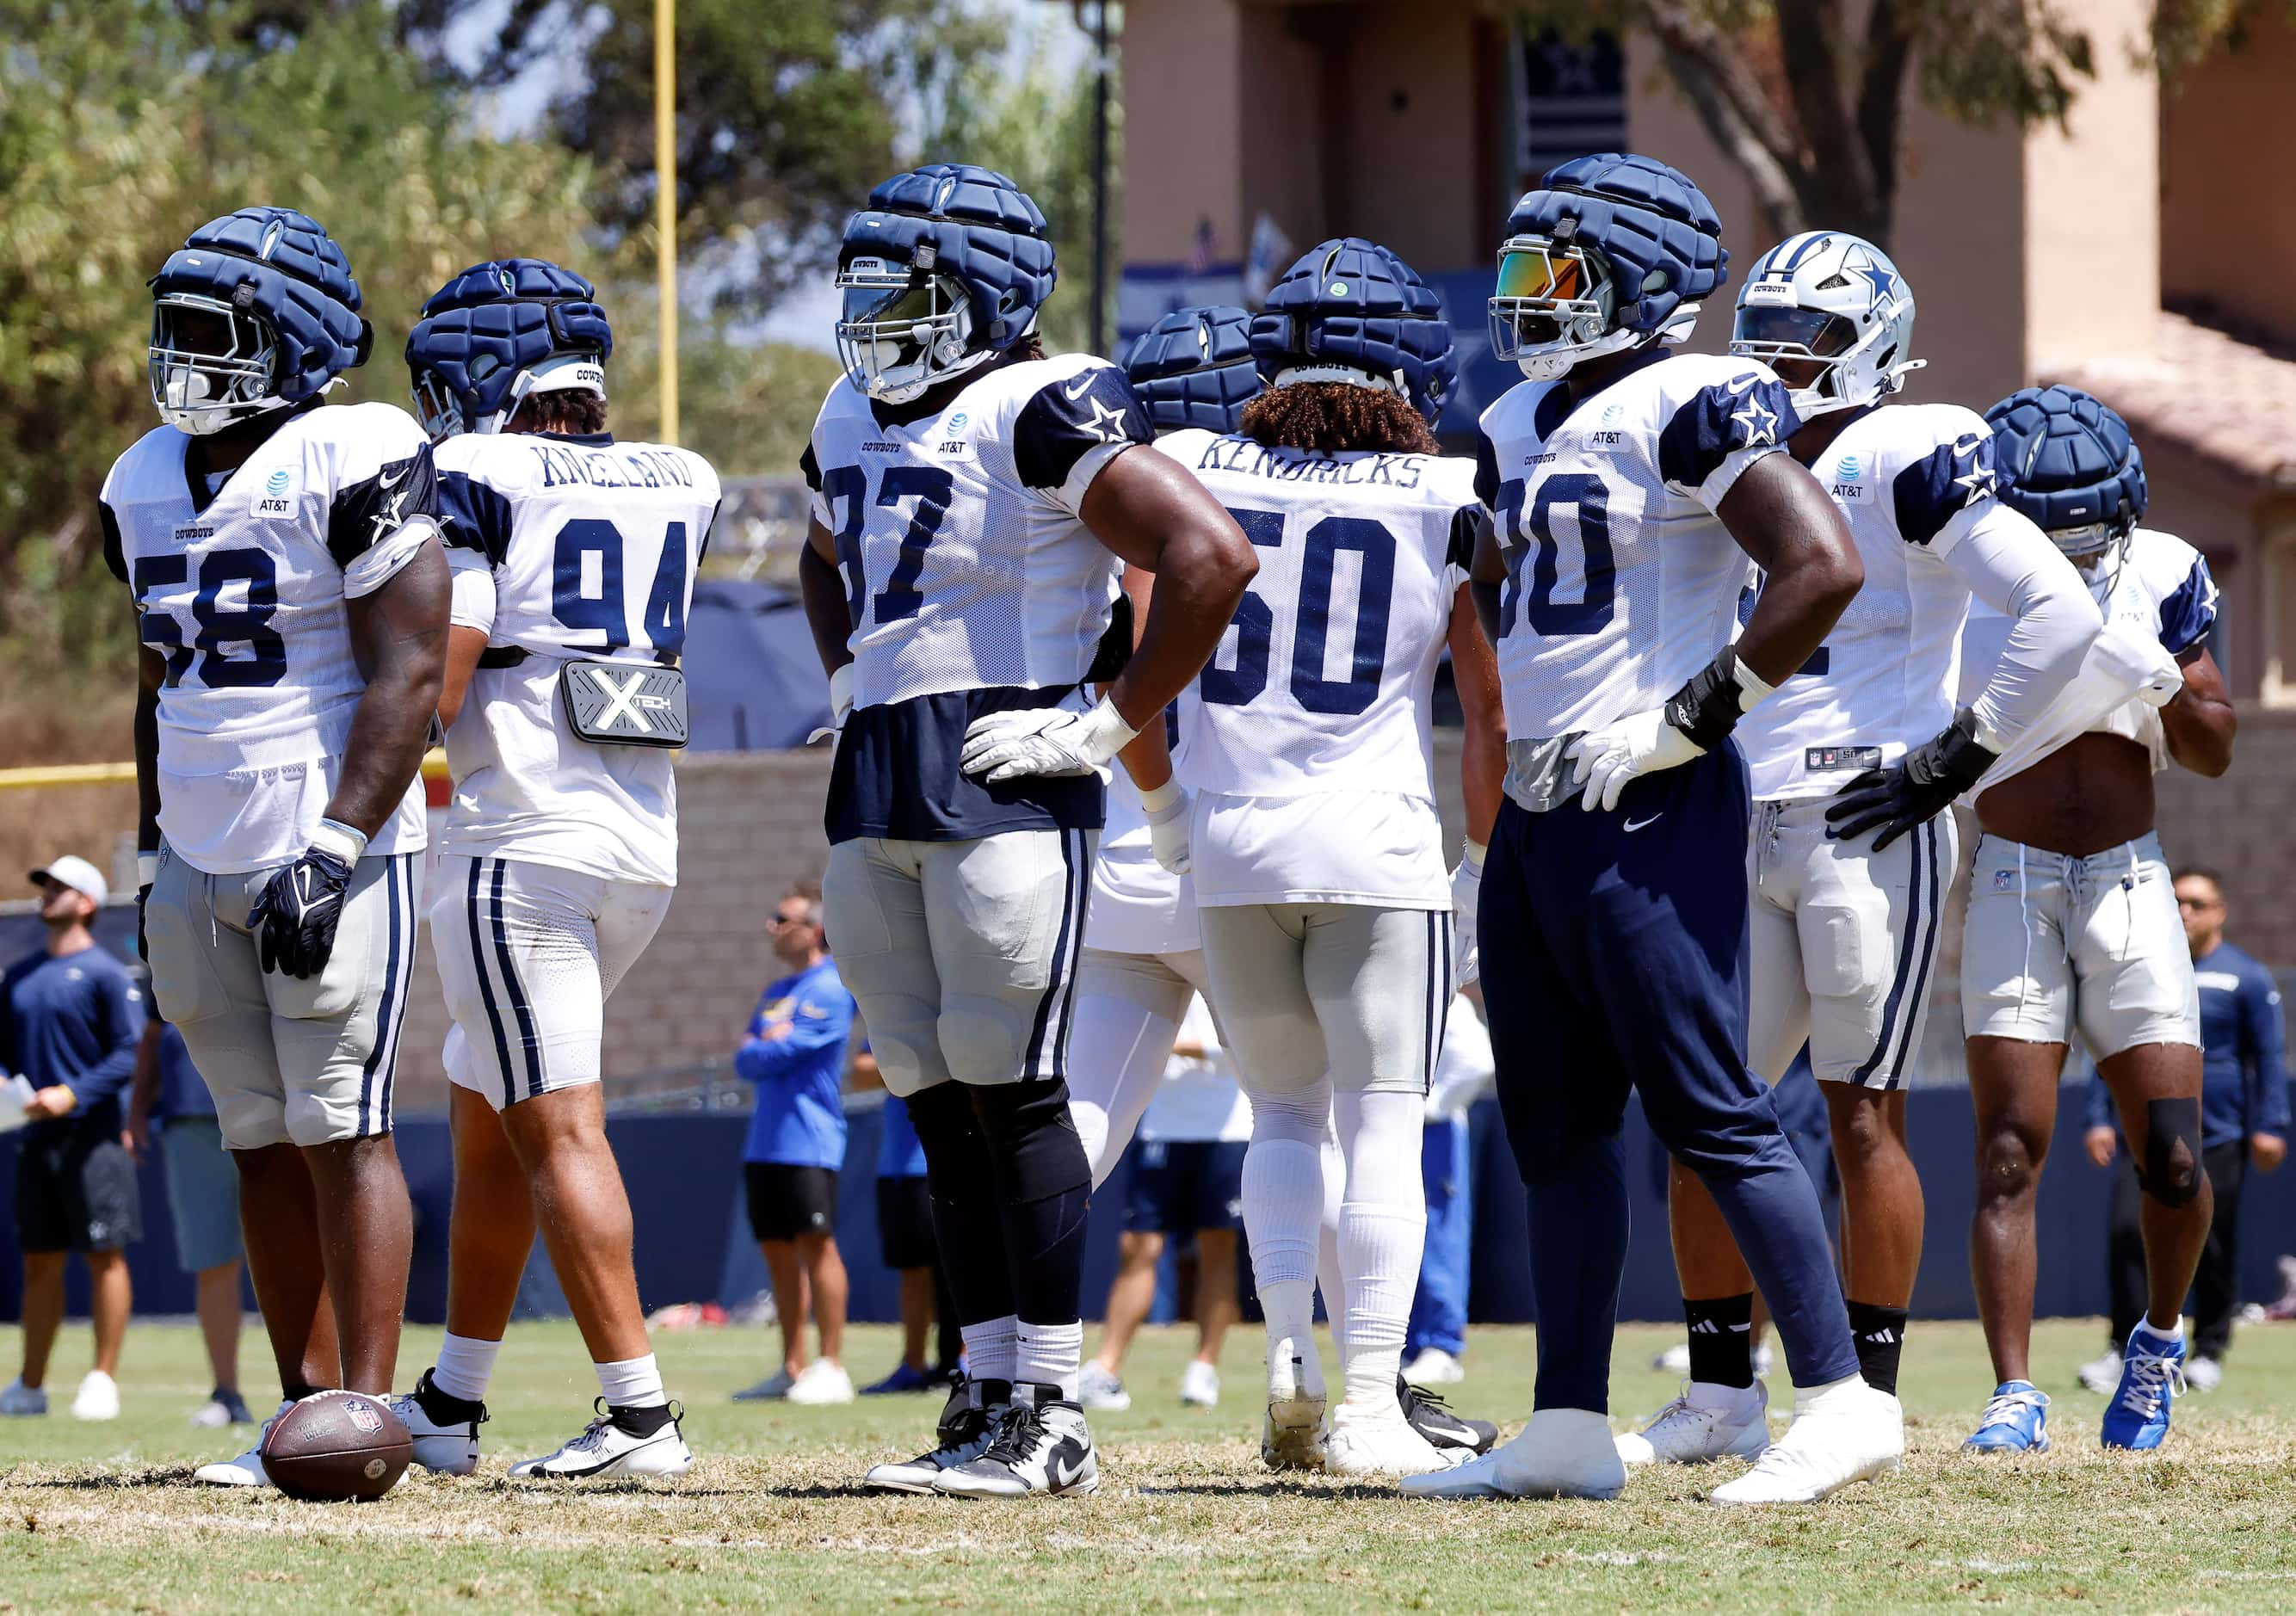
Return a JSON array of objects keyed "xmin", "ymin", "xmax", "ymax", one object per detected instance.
[{"xmin": 1845, "ymin": 246, "xmax": 1898, "ymax": 313}]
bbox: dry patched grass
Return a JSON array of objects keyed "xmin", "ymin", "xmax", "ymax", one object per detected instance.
[{"xmin": 4, "ymin": 1318, "xmax": 2296, "ymax": 1612}]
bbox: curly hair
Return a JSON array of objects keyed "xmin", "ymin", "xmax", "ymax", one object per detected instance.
[
  {"xmin": 1239, "ymin": 381, "xmax": 1438, "ymax": 455},
  {"xmin": 509, "ymin": 389, "xmax": 609, "ymax": 436}
]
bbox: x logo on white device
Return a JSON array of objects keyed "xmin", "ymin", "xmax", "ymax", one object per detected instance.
[{"xmin": 587, "ymin": 665, "xmax": 654, "ymax": 734}]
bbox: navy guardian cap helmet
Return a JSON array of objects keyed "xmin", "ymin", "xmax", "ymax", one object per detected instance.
[
  {"xmin": 147, "ymin": 207, "xmax": 370, "ymax": 435},
  {"xmin": 835, "ymin": 164, "xmax": 1058, "ymax": 404},
  {"xmin": 1985, "ymin": 385, "xmax": 2148, "ymax": 559},
  {"xmin": 1250, "ymin": 238, "xmax": 1457, "ymax": 425},
  {"xmin": 406, "ymin": 258, "xmax": 614, "ymax": 440},
  {"xmin": 1491, "ymin": 153, "xmax": 1726, "ymax": 381},
  {"xmin": 1122, "ymin": 305, "xmax": 1259, "ymax": 435}
]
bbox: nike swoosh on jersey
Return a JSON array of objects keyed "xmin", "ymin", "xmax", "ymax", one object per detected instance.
[
  {"xmin": 1726, "ymin": 373, "xmax": 1761, "ymax": 396},
  {"xmin": 1061, "ymin": 374, "xmax": 1096, "ymax": 400},
  {"xmin": 378, "ymin": 466, "xmax": 410, "ymax": 490},
  {"xmin": 1623, "ymin": 812, "xmax": 1663, "ymax": 832}
]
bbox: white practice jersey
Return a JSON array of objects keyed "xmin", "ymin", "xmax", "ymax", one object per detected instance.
[
  {"xmin": 1087, "ymin": 746, "xmax": 1201, "ymax": 958},
  {"xmin": 434, "ymin": 429, "xmax": 720, "ymax": 887},
  {"xmin": 802, "ymin": 355, "xmax": 1153, "ymax": 844},
  {"xmin": 1163, "ymin": 428, "xmax": 1479, "ymax": 909},
  {"xmin": 1478, "ymin": 352, "xmax": 1795, "ymax": 738},
  {"xmin": 102, "ymin": 402, "xmax": 436, "ymax": 874},
  {"xmin": 1960, "ymin": 527, "xmax": 2217, "ymax": 774},
  {"xmin": 1734, "ymin": 403, "xmax": 2004, "ymax": 800}
]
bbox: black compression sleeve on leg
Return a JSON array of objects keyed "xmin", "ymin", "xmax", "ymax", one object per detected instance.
[
  {"xmin": 968, "ymin": 1078, "xmax": 1092, "ymax": 1325},
  {"xmin": 2139, "ymin": 1096, "xmax": 2204, "ymax": 1208},
  {"xmin": 906, "ymin": 1083, "xmax": 1019, "ymax": 1327}
]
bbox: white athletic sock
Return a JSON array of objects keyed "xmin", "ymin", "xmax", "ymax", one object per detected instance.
[
  {"xmin": 595, "ymin": 1353, "xmax": 667, "ymax": 1410},
  {"xmin": 1015, "ymin": 1320, "xmax": 1083, "ymax": 1401},
  {"xmin": 1333, "ymin": 1089, "xmax": 1428, "ymax": 1414},
  {"xmin": 1315, "ymin": 1134, "xmax": 1349, "ymax": 1359},
  {"xmin": 2140, "ymin": 1316, "xmax": 2187, "ymax": 1343},
  {"xmin": 1260, "ymin": 1279, "xmax": 1321, "ymax": 1392},
  {"xmin": 431, "ymin": 1332, "xmax": 502, "ymax": 1403},
  {"xmin": 963, "ymin": 1315, "xmax": 1020, "ymax": 1385},
  {"xmin": 1243, "ymin": 1135, "xmax": 1324, "ymax": 1289}
]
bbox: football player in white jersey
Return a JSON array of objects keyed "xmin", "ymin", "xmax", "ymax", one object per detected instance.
[
  {"xmin": 1622, "ymin": 234, "xmax": 2101, "ymax": 1468},
  {"xmin": 1402, "ymin": 155, "xmax": 1896, "ymax": 1508},
  {"xmin": 384, "ymin": 261, "xmax": 716, "ymax": 1480},
  {"xmin": 798, "ymin": 165, "xmax": 1256, "ymax": 1498},
  {"xmin": 1065, "ymin": 304, "xmax": 1498, "ymax": 1463},
  {"xmin": 1156, "ymin": 239, "xmax": 1506, "ymax": 1478},
  {"xmin": 1959, "ymin": 386, "xmax": 2236, "ymax": 1453},
  {"xmin": 105, "ymin": 208, "xmax": 447, "ymax": 1486}
]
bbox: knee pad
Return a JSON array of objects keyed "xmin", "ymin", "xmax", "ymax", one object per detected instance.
[
  {"xmin": 967, "ymin": 1079, "xmax": 1090, "ymax": 1200},
  {"xmin": 2138, "ymin": 1096, "xmax": 2203, "ymax": 1208}
]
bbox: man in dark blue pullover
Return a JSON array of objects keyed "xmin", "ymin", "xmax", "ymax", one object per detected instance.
[
  {"xmin": 1, "ymin": 856, "xmax": 147, "ymax": 1421},
  {"xmin": 2083, "ymin": 868, "xmax": 2289, "ymax": 1391}
]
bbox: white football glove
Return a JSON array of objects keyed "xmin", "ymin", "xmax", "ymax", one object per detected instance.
[
  {"xmin": 1447, "ymin": 840, "xmax": 1484, "ymax": 987},
  {"xmin": 960, "ymin": 694, "xmax": 1140, "ymax": 784},
  {"xmin": 1565, "ymin": 709, "xmax": 1707, "ymax": 813},
  {"xmin": 1138, "ymin": 778, "xmax": 1193, "ymax": 875},
  {"xmin": 807, "ymin": 663, "xmax": 855, "ymax": 748}
]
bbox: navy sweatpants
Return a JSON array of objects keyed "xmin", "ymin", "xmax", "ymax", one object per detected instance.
[{"xmin": 1480, "ymin": 743, "xmax": 1858, "ymax": 1412}]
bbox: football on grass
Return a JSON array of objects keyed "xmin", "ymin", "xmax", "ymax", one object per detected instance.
[{"xmin": 261, "ymin": 1391, "xmax": 412, "ymax": 1502}]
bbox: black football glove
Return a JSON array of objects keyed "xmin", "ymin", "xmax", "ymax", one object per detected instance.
[
  {"xmin": 1825, "ymin": 708, "xmax": 1998, "ymax": 852},
  {"xmin": 248, "ymin": 822, "xmax": 364, "ymax": 979}
]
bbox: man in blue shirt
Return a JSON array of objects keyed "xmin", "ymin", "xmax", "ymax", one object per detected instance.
[
  {"xmin": 730, "ymin": 886, "xmax": 857, "ymax": 1405},
  {"xmin": 0, "ymin": 856, "xmax": 146, "ymax": 1422},
  {"xmin": 2083, "ymin": 868, "xmax": 2289, "ymax": 1391},
  {"xmin": 126, "ymin": 1018, "xmax": 252, "ymax": 1427}
]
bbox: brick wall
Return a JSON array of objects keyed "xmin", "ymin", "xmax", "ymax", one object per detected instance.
[{"xmin": 382, "ymin": 710, "xmax": 2293, "ymax": 1113}]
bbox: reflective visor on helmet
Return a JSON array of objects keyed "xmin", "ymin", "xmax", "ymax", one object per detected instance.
[
  {"xmin": 1488, "ymin": 240, "xmax": 1612, "ymax": 366},
  {"xmin": 839, "ymin": 275, "xmax": 943, "ymax": 330},
  {"xmin": 1731, "ymin": 305, "xmax": 1858, "ymax": 359},
  {"xmin": 834, "ymin": 257, "xmax": 978, "ymax": 403},
  {"xmin": 1494, "ymin": 244, "xmax": 1589, "ymax": 304}
]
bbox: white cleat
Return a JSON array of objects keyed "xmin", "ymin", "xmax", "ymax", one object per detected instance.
[
  {"xmin": 2077, "ymin": 1349, "xmax": 2123, "ymax": 1396},
  {"xmin": 194, "ymin": 1402, "xmax": 292, "ymax": 1487},
  {"xmin": 1261, "ymin": 1336, "xmax": 1328, "ymax": 1471},
  {"xmin": 1402, "ymin": 1348, "xmax": 1466, "ymax": 1385},
  {"xmin": 1615, "ymin": 1380, "xmax": 1769, "ymax": 1466},
  {"xmin": 1325, "ymin": 1403, "xmax": 1466, "ymax": 1479},
  {"xmin": 1179, "ymin": 1360, "xmax": 1220, "ymax": 1408},
  {"xmin": 1710, "ymin": 1377, "xmax": 1903, "ymax": 1505},
  {"xmin": 71, "ymin": 1370, "xmax": 119, "ymax": 1422},
  {"xmin": 865, "ymin": 1382, "xmax": 1007, "ymax": 1494},
  {"xmin": 787, "ymin": 1360, "xmax": 856, "ymax": 1405},
  {"xmin": 1651, "ymin": 1342, "xmax": 1692, "ymax": 1375},
  {"xmin": 1401, "ymin": 1407, "xmax": 1624, "ymax": 1500},
  {"xmin": 2187, "ymin": 1355, "xmax": 2224, "ymax": 1393},
  {"xmin": 932, "ymin": 1393, "xmax": 1098, "ymax": 1499},
  {"xmin": 508, "ymin": 1399, "xmax": 693, "ymax": 1480},
  {"xmin": 1077, "ymin": 1361, "xmax": 1132, "ymax": 1411},
  {"xmin": 388, "ymin": 1372, "xmax": 485, "ymax": 1475},
  {"xmin": 731, "ymin": 1368, "xmax": 794, "ymax": 1402}
]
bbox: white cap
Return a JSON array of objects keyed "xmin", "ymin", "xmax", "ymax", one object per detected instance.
[{"xmin": 29, "ymin": 854, "xmax": 108, "ymax": 908}]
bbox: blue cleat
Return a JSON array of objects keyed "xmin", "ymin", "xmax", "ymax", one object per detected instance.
[
  {"xmin": 861, "ymin": 1362, "xmax": 936, "ymax": 1396},
  {"xmin": 2101, "ymin": 1323, "xmax": 2186, "ymax": 1450},
  {"xmin": 1963, "ymin": 1381, "xmax": 2051, "ymax": 1453}
]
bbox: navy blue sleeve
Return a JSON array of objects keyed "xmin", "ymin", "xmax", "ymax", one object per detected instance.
[
  {"xmin": 2242, "ymin": 963, "xmax": 2291, "ymax": 1136},
  {"xmin": 101, "ymin": 501, "xmax": 127, "ymax": 583},
  {"xmin": 1012, "ymin": 366, "xmax": 1153, "ymax": 490},
  {"xmin": 1447, "ymin": 505, "xmax": 1487, "ymax": 572},
  {"xmin": 799, "ymin": 441, "xmax": 823, "ymax": 493},
  {"xmin": 1891, "ymin": 429, "xmax": 1997, "ymax": 547},
  {"xmin": 435, "ymin": 468, "xmax": 515, "ymax": 566},
  {"xmin": 66, "ymin": 963, "xmax": 145, "ymax": 1112},
  {"xmin": 1473, "ymin": 430, "xmax": 1501, "ymax": 510},
  {"xmin": 2084, "ymin": 1070, "xmax": 2116, "ymax": 1135},
  {"xmin": 2157, "ymin": 554, "xmax": 2218, "ymax": 658},
  {"xmin": 1657, "ymin": 375, "xmax": 1800, "ymax": 492},
  {"xmin": 327, "ymin": 437, "xmax": 440, "ymax": 570},
  {"xmin": 0, "ymin": 960, "xmax": 22, "ymax": 1076}
]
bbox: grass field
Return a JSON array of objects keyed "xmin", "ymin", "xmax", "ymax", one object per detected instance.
[{"xmin": 5, "ymin": 1317, "xmax": 2296, "ymax": 1613}]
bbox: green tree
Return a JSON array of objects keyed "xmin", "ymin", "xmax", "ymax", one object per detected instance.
[
  {"xmin": 918, "ymin": 14, "xmax": 1115, "ymax": 355},
  {"xmin": 1507, "ymin": 0, "xmax": 2278, "ymax": 250},
  {"xmin": 0, "ymin": 0, "xmax": 596, "ymax": 665}
]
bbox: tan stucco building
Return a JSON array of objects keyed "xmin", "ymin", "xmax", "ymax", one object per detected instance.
[{"xmin": 1115, "ymin": 0, "xmax": 2296, "ymax": 703}]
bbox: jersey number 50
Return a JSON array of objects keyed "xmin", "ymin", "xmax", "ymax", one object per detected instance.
[{"xmin": 1200, "ymin": 507, "xmax": 1393, "ymax": 717}]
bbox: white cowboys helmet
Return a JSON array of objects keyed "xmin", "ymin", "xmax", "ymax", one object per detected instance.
[{"xmin": 1729, "ymin": 231, "xmax": 1923, "ymax": 419}]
